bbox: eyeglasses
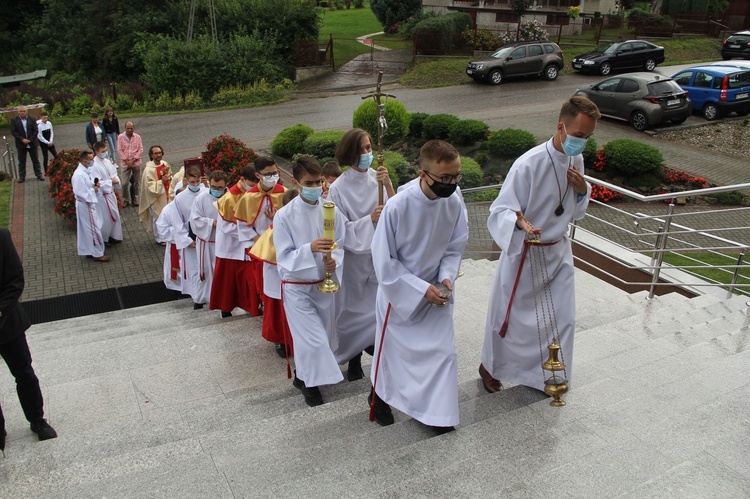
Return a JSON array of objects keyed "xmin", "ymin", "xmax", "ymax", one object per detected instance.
[
  {"xmin": 423, "ymin": 170, "xmax": 462, "ymax": 184},
  {"xmin": 260, "ymin": 171, "xmax": 279, "ymax": 178}
]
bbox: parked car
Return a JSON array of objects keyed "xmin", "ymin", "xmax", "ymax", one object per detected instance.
[
  {"xmin": 709, "ymin": 60, "xmax": 750, "ymax": 70},
  {"xmin": 721, "ymin": 30, "xmax": 750, "ymax": 60},
  {"xmin": 571, "ymin": 40, "xmax": 665, "ymax": 76},
  {"xmin": 466, "ymin": 40, "xmax": 564, "ymax": 85},
  {"xmin": 574, "ymin": 73, "xmax": 691, "ymax": 131},
  {"xmin": 671, "ymin": 65, "xmax": 750, "ymax": 120}
]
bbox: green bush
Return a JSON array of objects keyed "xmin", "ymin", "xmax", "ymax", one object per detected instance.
[
  {"xmin": 603, "ymin": 139, "xmax": 664, "ymax": 176},
  {"xmin": 409, "ymin": 112, "xmax": 430, "ymax": 138},
  {"xmin": 68, "ymin": 94, "xmax": 92, "ymax": 116},
  {"xmin": 449, "ymin": 119, "xmax": 490, "ymax": 146},
  {"xmin": 582, "ymin": 137, "xmax": 598, "ymax": 169},
  {"xmin": 709, "ymin": 191, "xmax": 748, "ymax": 205},
  {"xmin": 413, "ymin": 13, "xmax": 473, "ymax": 54},
  {"xmin": 382, "ymin": 151, "xmax": 408, "ymax": 187},
  {"xmin": 354, "ymin": 0, "xmax": 364, "ymax": 7},
  {"xmin": 464, "ymin": 189, "xmax": 500, "ymax": 202},
  {"xmin": 474, "ymin": 150, "xmax": 489, "ymax": 166},
  {"xmin": 462, "ymin": 28, "xmax": 502, "ymax": 51},
  {"xmin": 459, "ymin": 156, "xmax": 483, "ymax": 188},
  {"xmin": 353, "ymin": 99, "xmax": 411, "ymax": 146},
  {"xmin": 487, "ymin": 128, "xmax": 537, "ymax": 158},
  {"xmin": 303, "ymin": 130, "xmax": 347, "ymax": 159},
  {"xmin": 184, "ymin": 91, "xmax": 203, "ymax": 109},
  {"xmin": 370, "ymin": 0, "xmax": 422, "ymax": 32},
  {"xmin": 272, "ymin": 123, "xmax": 315, "ymax": 157},
  {"xmin": 423, "ymin": 114, "xmax": 461, "ymax": 140}
]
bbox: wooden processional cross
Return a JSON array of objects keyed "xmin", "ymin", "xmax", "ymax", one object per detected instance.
[{"xmin": 361, "ymin": 71, "xmax": 396, "ymax": 205}]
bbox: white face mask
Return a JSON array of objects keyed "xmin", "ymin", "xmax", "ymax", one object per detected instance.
[{"xmin": 261, "ymin": 174, "xmax": 279, "ymax": 189}]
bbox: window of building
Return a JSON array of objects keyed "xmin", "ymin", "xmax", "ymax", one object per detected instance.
[
  {"xmin": 546, "ymin": 14, "xmax": 570, "ymax": 25},
  {"xmin": 495, "ymin": 12, "xmax": 520, "ymax": 22}
]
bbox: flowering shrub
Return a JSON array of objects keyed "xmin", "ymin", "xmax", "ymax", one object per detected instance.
[
  {"xmin": 462, "ymin": 28, "xmax": 502, "ymax": 51},
  {"xmin": 664, "ymin": 167, "xmax": 708, "ymax": 189},
  {"xmin": 48, "ymin": 149, "xmax": 82, "ymax": 227},
  {"xmin": 201, "ymin": 135, "xmax": 256, "ymax": 186},
  {"xmin": 590, "ymin": 185, "xmax": 623, "ymax": 202},
  {"xmin": 499, "ymin": 20, "xmax": 549, "ymax": 44}
]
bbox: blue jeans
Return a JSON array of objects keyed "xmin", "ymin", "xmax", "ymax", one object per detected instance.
[{"xmin": 106, "ymin": 133, "xmax": 118, "ymax": 162}]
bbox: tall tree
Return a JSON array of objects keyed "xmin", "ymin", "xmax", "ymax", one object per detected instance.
[{"xmin": 370, "ymin": 0, "xmax": 422, "ymax": 32}]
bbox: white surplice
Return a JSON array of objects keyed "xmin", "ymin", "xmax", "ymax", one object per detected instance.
[
  {"xmin": 91, "ymin": 156, "xmax": 123, "ymax": 242},
  {"xmin": 327, "ymin": 167, "xmax": 389, "ymax": 364},
  {"xmin": 155, "ymin": 202, "xmax": 183, "ymax": 292},
  {"xmin": 370, "ymin": 182, "xmax": 468, "ymax": 427},
  {"xmin": 274, "ymin": 196, "xmax": 346, "ymax": 387},
  {"xmin": 72, "ymin": 163, "xmax": 105, "ymax": 258},
  {"xmin": 189, "ymin": 190, "xmax": 219, "ymax": 305},
  {"xmin": 172, "ymin": 186, "xmax": 206, "ymax": 299},
  {"xmin": 482, "ymin": 138, "xmax": 591, "ymax": 391}
]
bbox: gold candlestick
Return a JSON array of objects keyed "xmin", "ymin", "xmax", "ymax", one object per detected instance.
[{"xmin": 318, "ymin": 202, "xmax": 339, "ymax": 293}]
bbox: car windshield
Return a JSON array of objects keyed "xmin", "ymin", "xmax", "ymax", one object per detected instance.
[
  {"xmin": 647, "ymin": 80, "xmax": 682, "ymax": 95},
  {"xmin": 728, "ymin": 71, "xmax": 750, "ymax": 89},
  {"xmin": 490, "ymin": 47, "xmax": 514, "ymax": 59},
  {"xmin": 594, "ymin": 42, "xmax": 619, "ymax": 54}
]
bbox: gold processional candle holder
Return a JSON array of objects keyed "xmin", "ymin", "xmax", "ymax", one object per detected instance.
[
  {"xmin": 317, "ymin": 202, "xmax": 340, "ymax": 294},
  {"xmin": 542, "ymin": 341, "xmax": 568, "ymax": 407}
]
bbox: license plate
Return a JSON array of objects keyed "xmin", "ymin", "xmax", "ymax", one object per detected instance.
[
  {"xmin": 466, "ymin": 69, "xmax": 473, "ymax": 74},
  {"xmin": 667, "ymin": 99, "xmax": 680, "ymax": 106},
  {"xmin": 736, "ymin": 92, "xmax": 749, "ymax": 100},
  {"xmin": 573, "ymin": 63, "xmax": 581, "ymax": 69},
  {"xmin": 729, "ymin": 44, "xmax": 741, "ymax": 48}
]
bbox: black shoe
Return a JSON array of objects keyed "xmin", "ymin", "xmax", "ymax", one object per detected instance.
[
  {"xmin": 1, "ymin": 427, "xmax": 6, "ymax": 454},
  {"xmin": 275, "ymin": 343, "xmax": 288, "ymax": 359},
  {"xmin": 37, "ymin": 176, "xmax": 46, "ymax": 181},
  {"xmin": 17, "ymin": 178, "xmax": 25, "ymax": 183},
  {"xmin": 193, "ymin": 303, "xmax": 204, "ymax": 310},
  {"xmin": 364, "ymin": 344, "xmax": 375, "ymax": 356},
  {"xmin": 292, "ymin": 370, "xmax": 305, "ymax": 390},
  {"xmin": 302, "ymin": 386, "xmax": 324, "ymax": 407},
  {"xmin": 368, "ymin": 389, "xmax": 394, "ymax": 426},
  {"xmin": 430, "ymin": 425, "xmax": 455, "ymax": 435},
  {"xmin": 221, "ymin": 311, "xmax": 232, "ymax": 318},
  {"xmin": 30, "ymin": 419, "xmax": 57, "ymax": 441},
  {"xmin": 347, "ymin": 353, "xmax": 364, "ymax": 381}
]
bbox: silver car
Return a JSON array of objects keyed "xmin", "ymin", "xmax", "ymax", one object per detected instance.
[{"xmin": 574, "ymin": 73, "xmax": 692, "ymax": 131}]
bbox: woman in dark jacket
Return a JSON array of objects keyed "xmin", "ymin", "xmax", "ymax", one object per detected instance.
[{"xmin": 102, "ymin": 107, "xmax": 120, "ymax": 162}]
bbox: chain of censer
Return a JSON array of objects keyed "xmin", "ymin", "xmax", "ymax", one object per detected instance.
[{"xmin": 527, "ymin": 239, "xmax": 568, "ymax": 383}]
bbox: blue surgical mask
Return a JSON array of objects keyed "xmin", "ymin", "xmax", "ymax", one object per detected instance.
[
  {"xmin": 301, "ymin": 186, "xmax": 323, "ymax": 202},
  {"xmin": 98, "ymin": 152, "xmax": 108, "ymax": 160},
  {"xmin": 188, "ymin": 184, "xmax": 201, "ymax": 192},
  {"xmin": 210, "ymin": 188, "xmax": 225, "ymax": 198},
  {"xmin": 561, "ymin": 124, "xmax": 588, "ymax": 156},
  {"xmin": 358, "ymin": 152, "xmax": 373, "ymax": 170}
]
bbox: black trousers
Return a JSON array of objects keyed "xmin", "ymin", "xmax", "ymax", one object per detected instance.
[
  {"xmin": 16, "ymin": 144, "xmax": 42, "ymax": 180},
  {"xmin": 0, "ymin": 333, "xmax": 44, "ymax": 424},
  {"xmin": 39, "ymin": 143, "xmax": 57, "ymax": 172}
]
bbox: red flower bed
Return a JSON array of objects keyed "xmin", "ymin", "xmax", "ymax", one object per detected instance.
[
  {"xmin": 591, "ymin": 148, "xmax": 607, "ymax": 172},
  {"xmin": 201, "ymin": 135, "xmax": 256, "ymax": 186},
  {"xmin": 663, "ymin": 167, "xmax": 708, "ymax": 189},
  {"xmin": 590, "ymin": 184, "xmax": 624, "ymax": 202},
  {"xmin": 48, "ymin": 149, "xmax": 82, "ymax": 227}
]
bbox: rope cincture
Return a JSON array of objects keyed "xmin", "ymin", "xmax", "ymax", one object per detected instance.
[{"xmin": 369, "ymin": 303, "xmax": 392, "ymax": 422}]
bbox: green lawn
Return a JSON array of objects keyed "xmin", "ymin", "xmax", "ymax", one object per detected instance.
[
  {"xmin": 319, "ymin": 3, "xmax": 386, "ymax": 65},
  {"xmin": 399, "ymin": 58, "xmax": 472, "ymax": 88},
  {"xmin": 662, "ymin": 251, "xmax": 750, "ymax": 296},
  {"xmin": 0, "ymin": 179, "xmax": 12, "ymax": 228}
]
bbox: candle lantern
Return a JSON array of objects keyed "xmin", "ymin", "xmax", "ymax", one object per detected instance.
[{"xmin": 318, "ymin": 202, "xmax": 340, "ymax": 293}]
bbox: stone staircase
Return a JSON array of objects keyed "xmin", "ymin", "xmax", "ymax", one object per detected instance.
[{"xmin": 1, "ymin": 259, "xmax": 750, "ymax": 497}]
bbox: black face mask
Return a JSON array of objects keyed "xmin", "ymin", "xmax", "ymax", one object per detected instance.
[{"xmin": 427, "ymin": 178, "xmax": 458, "ymax": 198}]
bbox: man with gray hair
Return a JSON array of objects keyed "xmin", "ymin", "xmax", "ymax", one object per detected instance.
[
  {"xmin": 10, "ymin": 106, "xmax": 44, "ymax": 183},
  {"xmin": 116, "ymin": 121, "xmax": 143, "ymax": 207}
]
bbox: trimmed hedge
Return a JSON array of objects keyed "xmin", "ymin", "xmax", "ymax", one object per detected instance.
[
  {"xmin": 488, "ymin": 128, "xmax": 537, "ymax": 158},
  {"xmin": 459, "ymin": 156, "xmax": 483, "ymax": 189},
  {"xmin": 303, "ymin": 130, "xmax": 347, "ymax": 159},
  {"xmin": 582, "ymin": 137, "xmax": 598, "ymax": 169},
  {"xmin": 603, "ymin": 139, "xmax": 664, "ymax": 176},
  {"xmin": 409, "ymin": 112, "xmax": 430, "ymax": 138},
  {"xmin": 382, "ymin": 151, "xmax": 409, "ymax": 188},
  {"xmin": 423, "ymin": 114, "xmax": 461, "ymax": 140},
  {"xmin": 353, "ymin": 99, "xmax": 411, "ymax": 146},
  {"xmin": 449, "ymin": 119, "xmax": 490, "ymax": 146},
  {"xmin": 272, "ymin": 123, "xmax": 315, "ymax": 157}
]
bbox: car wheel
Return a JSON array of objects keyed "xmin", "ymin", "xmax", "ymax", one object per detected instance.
[
  {"xmin": 737, "ymin": 109, "xmax": 750, "ymax": 116},
  {"xmin": 630, "ymin": 110, "xmax": 648, "ymax": 131},
  {"xmin": 671, "ymin": 116, "xmax": 687, "ymax": 124},
  {"xmin": 489, "ymin": 70, "xmax": 504, "ymax": 85},
  {"xmin": 644, "ymin": 58, "xmax": 656, "ymax": 71},
  {"xmin": 722, "ymin": 55, "xmax": 732, "ymax": 61},
  {"xmin": 703, "ymin": 103, "xmax": 721, "ymax": 121},
  {"xmin": 599, "ymin": 61, "xmax": 611, "ymax": 76},
  {"xmin": 543, "ymin": 64, "xmax": 559, "ymax": 81}
]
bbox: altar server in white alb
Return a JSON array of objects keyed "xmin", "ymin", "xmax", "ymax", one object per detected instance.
[
  {"xmin": 328, "ymin": 128, "xmax": 395, "ymax": 381},
  {"xmin": 479, "ymin": 96, "xmax": 600, "ymax": 394},
  {"xmin": 91, "ymin": 141, "xmax": 123, "ymax": 245},
  {"xmin": 171, "ymin": 166, "xmax": 208, "ymax": 301},
  {"xmin": 370, "ymin": 140, "xmax": 468, "ymax": 434},
  {"xmin": 72, "ymin": 150, "xmax": 111, "ymax": 262},
  {"xmin": 189, "ymin": 170, "xmax": 228, "ymax": 309},
  {"xmin": 274, "ymin": 156, "xmax": 346, "ymax": 407},
  {"xmin": 155, "ymin": 198, "xmax": 184, "ymax": 292}
]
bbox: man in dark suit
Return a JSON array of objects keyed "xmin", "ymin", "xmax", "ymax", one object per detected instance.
[
  {"xmin": 0, "ymin": 228, "xmax": 56, "ymax": 455},
  {"xmin": 10, "ymin": 106, "xmax": 45, "ymax": 183}
]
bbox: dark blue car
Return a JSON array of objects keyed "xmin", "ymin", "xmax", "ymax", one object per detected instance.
[{"xmin": 672, "ymin": 65, "xmax": 750, "ymax": 120}]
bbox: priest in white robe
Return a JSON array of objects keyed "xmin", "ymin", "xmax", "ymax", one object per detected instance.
[
  {"xmin": 480, "ymin": 96, "xmax": 600, "ymax": 394},
  {"xmin": 172, "ymin": 168, "xmax": 207, "ymax": 301},
  {"xmin": 370, "ymin": 140, "xmax": 468, "ymax": 432},
  {"xmin": 190, "ymin": 171, "xmax": 227, "ymax": 308},
  {"xmin": 72, "ymin": 151, "xmax": 110, "ymax": 262},
  {"xmin": 91, "ymin": 142, "xmax": 123, "ymax": 244},
  {"xmin": 155, "ymin": 201, "xmax": 183, "ymax": 292},
  {"xmin": 274, "ymin": 157, "xmax": 346, "ymax": 407},
  {"xmin": 329, "ymin": 129, "xmax": 395, "ymax": 379}
]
